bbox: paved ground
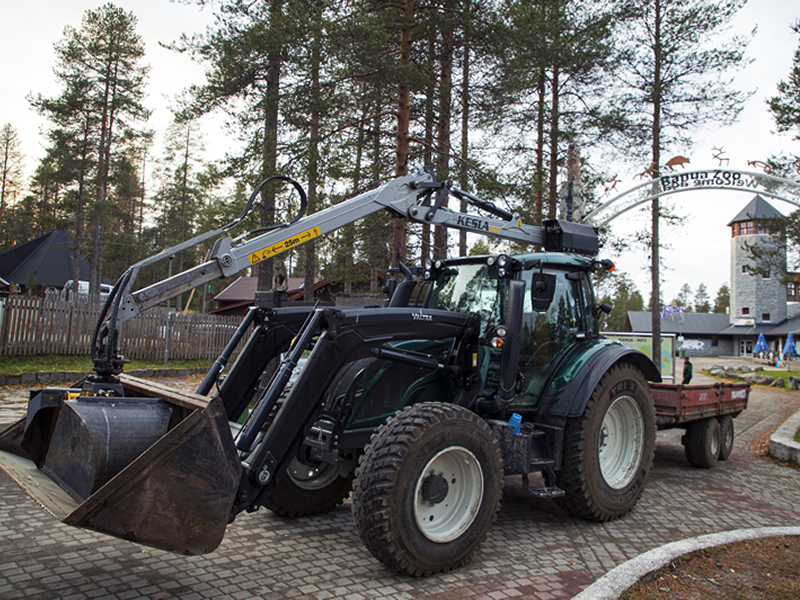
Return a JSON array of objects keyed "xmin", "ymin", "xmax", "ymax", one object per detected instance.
[{"xmin": 0, "ymin": 358, "xmax": 799, "ymax": 599}]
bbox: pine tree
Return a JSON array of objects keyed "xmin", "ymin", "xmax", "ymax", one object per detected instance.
[
  {"xmin": 694, "ymin": 283, "xmax": 711, "ymax": 313},
  {"xmin": 0, "ymin": 124, "xmax": 25, "ymax": 246},
  {"xmin": 768, "ymin": 21, "xmax": 800, "ymax": 140},
  {"xmin": 611, "ymin": 0, "xmax": 752, "ymax": 368},
  {"xmin": 33, "ymin": 3, "xmax": 150, "ymax": 293},
  {"xmin": 713, "ymin": 283, "xmax": 730, "ymax": 314}
]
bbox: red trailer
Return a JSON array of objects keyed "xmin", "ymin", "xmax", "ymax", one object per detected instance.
[{"xmin": 650, "ymin": 381, "xmax": 750, "ymax": 468}]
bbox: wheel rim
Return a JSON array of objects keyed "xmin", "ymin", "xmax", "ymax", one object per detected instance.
[
  {"xmin": 598, "ymin": 395, "xmax": 644, "ymax": 490},
  {"xmin": 723, "ymin": 421, "xmax": 733, "ymax": 450},
  {"xmin": 286, "ymin": 455, "xmax": 340, "ymax": 491},
  {"xmin": 413, "ymin": 446, "xmax": 484, "ymax": 543},
  {"xmin": 711, "ymin": 426, "xmax": 720, "ymax": 456}
]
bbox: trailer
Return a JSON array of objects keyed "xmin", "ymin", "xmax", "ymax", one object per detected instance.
[{"xmin": 650, "ymin": 381, "xmax": 750, "ymax": 468}]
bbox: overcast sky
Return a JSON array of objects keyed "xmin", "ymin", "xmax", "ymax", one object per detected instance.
[{"xmin": 2, "ymin": 0, "xmax": 799, "ymax": 305}]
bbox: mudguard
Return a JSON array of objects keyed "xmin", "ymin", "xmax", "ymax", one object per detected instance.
[{"xmin": 537, "ymin": 338, "xmax": 661, "ymax": 418}]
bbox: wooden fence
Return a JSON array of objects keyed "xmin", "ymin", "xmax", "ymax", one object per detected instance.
[{"xmin": 0, "ymin": 294, "xmax": 245, "ymax": 361}]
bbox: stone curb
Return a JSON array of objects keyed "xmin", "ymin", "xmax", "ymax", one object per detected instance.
[
  {"xmin": 574, "ymin": 527, "xmax": 800, "ymax": 600},
  {"xmin": 0, "ymin": 368, "xmax": 209, "ymax": 387},
  {"xmin": 769, "ymin": 407, "xmax": 800, "ymax": 465}
]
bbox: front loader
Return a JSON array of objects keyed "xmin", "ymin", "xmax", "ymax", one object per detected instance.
[{"xmin": 0, "ymin": 169, "xmax": 660, "ymax": 575}]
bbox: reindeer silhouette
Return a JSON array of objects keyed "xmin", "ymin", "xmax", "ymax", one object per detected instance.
[
  {"xmin": 747, "ymin": 160, "xmax": 773, "ymax": 174},
  {"xmin": 665, "ymin": 155, "xmax": 690, "ymax": 171},
  {"xmin": 604, "ymin": 175, "xmax": 621, "ymax": 195},
  {"xmin": 712, "ymin": 147, "xmax": 729, "ymax": 166},
  {"xmin": 637, "ymin": 162, "xmax": 658, "ymax": 179}
]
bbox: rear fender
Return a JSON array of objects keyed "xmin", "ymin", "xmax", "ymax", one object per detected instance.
[{"xmin": 538, "ymin": 340, "xmax": 660, "ymax": 418}]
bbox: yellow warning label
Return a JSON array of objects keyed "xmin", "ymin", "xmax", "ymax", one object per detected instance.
[{"xmin": 249, "ymin": 226, "xmax": 322, "ymax": 264}]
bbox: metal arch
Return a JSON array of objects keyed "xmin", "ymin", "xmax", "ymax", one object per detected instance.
[{"xmin": 584, "ymin": 170, "xmax": 800, "ymax": 227}]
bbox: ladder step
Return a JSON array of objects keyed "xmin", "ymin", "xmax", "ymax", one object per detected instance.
[
  {"xmin": 528, "ymin": 486, "xmax": 565, "ymax": 499},
  {"xmin": 528, "ymin": 458, "xmax": 555, "ymax": 468}
]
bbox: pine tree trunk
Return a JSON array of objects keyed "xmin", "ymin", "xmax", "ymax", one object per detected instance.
[
  {"xmin": 393, "ymin": 0, "xmax": 414, "ymax": 268},
  {"xmin": 650, "ymin": 0, "xmax": 663, "ymax": 371}
]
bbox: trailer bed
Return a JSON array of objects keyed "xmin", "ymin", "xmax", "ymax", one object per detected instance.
[{"xmin": 650, "ymin": 381, "xmax": 749, "ymax": 429}]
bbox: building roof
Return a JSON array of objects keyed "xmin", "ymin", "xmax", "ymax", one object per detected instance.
[
  {"xmin": 626, "ymin": 311, "xmax": 731, "ymax": 335},
  {"xmin": 214, "ymin": 276, "xmax": 307, "ymax": 303},
  {"xmin": 726, "ymin": 195, "xmax": 782, "ymax": 226},
  {"xmin": 627, "ymin": 306, "xmax": 800, "ymax": 338},
  {"xmin": 0, "ymin": 229, "xmax": 90, "ymax": 287}
]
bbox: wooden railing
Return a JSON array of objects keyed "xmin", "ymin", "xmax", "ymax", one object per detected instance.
[{"xmin": 0, "ymin": 294, "xmax": 244, "ymax": 361}]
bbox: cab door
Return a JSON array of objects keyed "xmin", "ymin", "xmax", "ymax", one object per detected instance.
[{"xmin": 514, "ymin": 268, "xmax": 590, "ymax": 407}]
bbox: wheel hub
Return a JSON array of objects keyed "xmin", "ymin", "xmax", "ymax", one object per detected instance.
[{"xmin": 420, "ymin": 471, "xmax": 449, "ymax": 504}]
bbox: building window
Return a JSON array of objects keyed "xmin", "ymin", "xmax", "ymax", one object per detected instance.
[
  {"xmin": 763, "ymin": 313, "xmax": 771, "ymax": 322},
  {"xmin": 789, "ymin": 281, "xmax": 797, "ymax": 300},
  {"xmin": 739, "ymin": 221, "xmax": 755, "ymax": 235},
  {"xmin": 763, "ymin": 268, "xmax": 770, "ymax": 279},
  {"xmin": 742, "ymin": 307, "xmax": 750, "ymax": 315},
  {"xmin": 742, "ymin": 265, "xmax": 749, "ymax": 274}
]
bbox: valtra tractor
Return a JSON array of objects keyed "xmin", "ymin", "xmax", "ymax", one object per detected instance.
[{"xmin": 0, "ymin": 170, "xmax": 661, "ymax": 576}]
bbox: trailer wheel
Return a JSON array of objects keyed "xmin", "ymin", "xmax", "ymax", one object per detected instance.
[
  {"xmin": 557, "ymin": 363, "xmax": 655, "ymax": 522},
  {"xmin": 352, "ymin": 403, "xmax": 502, "ymax": 576},
  {"xmin": 718, "ymin": 415, "xmax": 734, "ymax": 461},
  {"xmin": 684, "ymin": 418, "xmax": 721, "ymax": 468},
  {"xmin": 264, "ymin": 452, "xmax": 352, "ymax": 517}
]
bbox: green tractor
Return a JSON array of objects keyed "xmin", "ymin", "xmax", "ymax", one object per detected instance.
[{"xmin": 0, "ymin": 171, "xmax": 659, "ymax": 577}]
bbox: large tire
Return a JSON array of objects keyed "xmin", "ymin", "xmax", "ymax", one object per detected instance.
[
  {"xmin": 683, "ymin": 417, "xmax": 721, "ymax": 468},
  {"xmin": 718, "ymin": 415, "xmax": 734, "ymax": 461},
  {"xmin": 352, "ymin": 403, "xmax": 503, "ymax": 576},
  {"xmin": 556, "ymin": 363, "xmax": 655, "ymax": 522},
  {"xmin": 264, "ymin": 450, "xmax": 352, "ymax": 517}
]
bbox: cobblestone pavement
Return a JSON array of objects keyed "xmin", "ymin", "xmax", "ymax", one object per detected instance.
[{"xmin": 1, "ymin": 364, "xmax": 799, "ymax": 600}]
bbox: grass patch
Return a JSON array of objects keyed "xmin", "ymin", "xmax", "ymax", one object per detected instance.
[
  {"xmin": 795, "ymin": 428, "xmax": 800, "ymax": 444},
  {"xmin": 705, "ymin": 368, "xmax": 800, "ymax": 387},
  {"xmin": 0, "ymin": 354, "xmax": 213, "ymax": 376}
]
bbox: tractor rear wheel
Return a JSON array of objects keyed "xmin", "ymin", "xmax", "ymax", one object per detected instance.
[
  {"xmin": 557, "ymin": 364, "xmax": 655, "ymax": 521},
  {"xmin": 352, "ymin": 403, "xmax": 503, "ymax": 576}
]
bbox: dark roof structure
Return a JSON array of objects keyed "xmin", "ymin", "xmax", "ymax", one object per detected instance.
[
  {"xmin": 626, "ymin": 307, "xmax": 800, "ymax": 338},
  {"xmin": 626, "ymin": 311, "xmax": 732, "ymax": 335},
  {"xmin": 726, "ymin": 195, "xmax": 782, "ymax": 226},
  {"xmin": 0, "ymin": 229, "xmax": 90, "ymax": 288}
]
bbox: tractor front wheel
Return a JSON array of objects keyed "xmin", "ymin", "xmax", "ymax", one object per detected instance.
[{"xmin": 352, "ymin": 403, "xmax": 503, "ymax": 576}]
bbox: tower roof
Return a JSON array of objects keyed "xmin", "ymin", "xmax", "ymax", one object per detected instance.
[{"xmin": 727, "ymin": 195, "xmax": 781, "ymax": 226}]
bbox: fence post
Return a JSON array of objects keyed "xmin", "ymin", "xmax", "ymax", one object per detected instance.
[{"xmin": 164, "ymin": 310, "xmax": 170, "ymax": 364}]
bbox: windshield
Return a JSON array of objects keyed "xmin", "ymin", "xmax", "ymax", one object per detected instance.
[{"xmin": 427, "ymin": 263, "xmax": 507, "ymax": 336}]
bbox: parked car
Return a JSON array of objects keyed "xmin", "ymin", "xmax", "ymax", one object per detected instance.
[{"xmin": 63, "ymin": 280, "xmax": 113, "ymax": 298}]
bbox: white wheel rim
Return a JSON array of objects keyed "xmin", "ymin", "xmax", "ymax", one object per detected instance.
[
  {"xmin": 414, "ymin": 446, "xmax": 484, "ymax": 543},
  {"xmin": 710, "ymin": 426, "xmax": 720, "ymax": 456},
  {"xmin": 287, "ymin": 456, "xmax": 340, "ymax": 491},
  {"xmin": 598, "ymin": 395, "xmax": 644, "ymax": 489}
]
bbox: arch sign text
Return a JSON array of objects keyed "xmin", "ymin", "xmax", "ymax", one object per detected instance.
[{"xmin": 584, "ymin": 169, "xmax": 800, "ymax": 227}]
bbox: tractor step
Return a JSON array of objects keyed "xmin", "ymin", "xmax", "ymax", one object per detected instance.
[{"xmin": 528, "ymin": 486, "xmax": 565, "ymax": 499}]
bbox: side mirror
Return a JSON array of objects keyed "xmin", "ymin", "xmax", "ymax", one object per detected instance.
[
  {"xmin": 530, "ymin": 272, "xmax": 556, "ymax": 312},
  {"xmin": 383, "ymin": 277, "xmax": 397, "ymax": 301},
  {"xmin": 598, "ymin": 303, "xmax": 613, "ymax": 315}
]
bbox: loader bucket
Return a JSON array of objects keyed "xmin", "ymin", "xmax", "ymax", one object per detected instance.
[{"xmin": 0, "ymin": 374, "xmax": 241, "ymax": 555}]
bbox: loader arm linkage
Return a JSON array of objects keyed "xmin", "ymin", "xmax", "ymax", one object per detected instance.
[{"xmin": 91, "ymin": 169, "xmax": 595, "ymax": 377}]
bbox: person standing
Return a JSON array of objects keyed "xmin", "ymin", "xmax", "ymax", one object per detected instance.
[{"xmin": 682, "ymin": 356, "xmax": 693, "ymax": 385}]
